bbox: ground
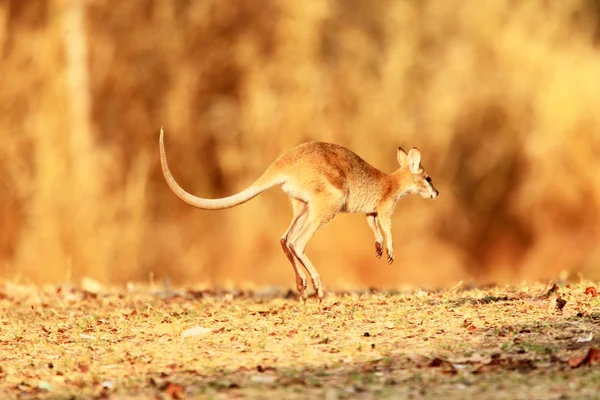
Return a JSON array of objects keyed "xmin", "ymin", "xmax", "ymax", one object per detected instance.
[{"xmin": 0, "ymin": 281, "xmax": 599, "ymax": 399}]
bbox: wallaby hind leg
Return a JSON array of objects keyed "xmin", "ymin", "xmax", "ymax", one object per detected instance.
[
  {"xmin": 376, "ymin": 203, "xmax": 395, "ymax": 264},
  {"xmin": 280, "ymin": 198, "xmax": 309, "ymax": 299},
  {"xmin": 366, "ymin": 213, "xmax": 384, "ymax": 258},
  {"xmin": 288, "ymin": 198, "xmax": 342, "ymax": 301}
]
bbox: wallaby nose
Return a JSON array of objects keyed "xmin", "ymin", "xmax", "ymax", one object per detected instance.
[{"xmin": 431, "ymin": 190, "xmax": 439, "ymax": 199}]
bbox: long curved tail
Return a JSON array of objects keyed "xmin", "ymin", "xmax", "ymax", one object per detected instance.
[{"xmin": 159, "ymin": 128, "xmax": 284, "ymax": 210}]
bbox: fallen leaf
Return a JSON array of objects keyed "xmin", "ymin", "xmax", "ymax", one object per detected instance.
[
  {"xmin": 180, "ymin": 326, "xmax": 211, "ymax": 338},
  {"xmin": 562, "ymin": 308, "xmax": 573, "ymax": 318},
  {"xmin": 568, "ymin": 348, "xmax": 600, "ymax": 368},
  {"xmin": 256, "ymin": 365, "xmax": 276, "ymax": 373},
  {"xmin": 77, "ymin": 363, "xmax": 89, "ymax": 373},
  {"xmin": 101, "ymin": 380, "xmax": 115, "ymax": 390},
  {"xmin": 463, "ymin": 319, "xmax": 477, "ymax": 331},
  {"xmin": 250, "ymin": 375, "xmax": 277, "ymax": 384},
  {"xmin": 523, "ymin": 299, "xmax": 546, "ymax": 309},
  {"xmin": 81, "ymin": 277, "xmax": 103, "ymax": 294},
  {"xmin": 547, "ymin": 296, "xmax": 566, "ymax": 313},
  {"xmin": 406, "ymin": 355, "xmax": 457, "ymax": 373},
  {"xmin": 37, "ymin": 381, "xmax": 52, "ymax": 391},
  {"xmin": 223, "ymin": 293, "xmax": 234, "ymax": 303},
  {"xmin": 166, "ymin": 382, "xmax": 184, "ymax": 399},
  {"xmin": 408, "ymin": 353, "xmax": 431, "ymax": 367},
  {"xmin": 568, "ymin": 355, "xmax": 587, "ymax": 368},
  {"xmin": 454, "ymin": 353, "xmax": 485, "ymax": 364},
  {"xmin": 473, "ymin": 357, "xmax": 536, "ymax": 374},
  {"xmin": 156, "ymin": 323, "xmax": 182, "ymax": 336},
  {"xmin": 576, "ymin": 333, "xmax": 593, "ymax": 343},
  {"xmin": 545, "ymin": 283, "xmax": 559, "ymax": 298},
  {"xmin": 473, "ymin": 363, "xmax": 498, "ymax": 374},
  {"xmin": 585, "ymin": 287, "xmax": 597, "ymax": 297},
  {"xmin": 287, "ymin": 329, "xmax": 297, "ymax": 337}
]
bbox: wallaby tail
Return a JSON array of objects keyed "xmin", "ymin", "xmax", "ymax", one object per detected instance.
[{"xmin": 159, "ymin": 128, "xmax": 284, "ymax": 210}]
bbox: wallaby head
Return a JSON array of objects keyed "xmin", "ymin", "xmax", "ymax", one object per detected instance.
[{"xmin": 395, "ymin": 147, "xmax": 439, "ymax": 199}]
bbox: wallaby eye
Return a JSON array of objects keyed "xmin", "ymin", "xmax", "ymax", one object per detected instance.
[{"xmin": 425, "ymin": 176, "xmax": 432, "ymax": 184}]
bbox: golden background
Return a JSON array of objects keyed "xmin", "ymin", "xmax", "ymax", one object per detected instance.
[{"xmin": 1, "ymin": 0, "xmax": 599, "ymax": 290}]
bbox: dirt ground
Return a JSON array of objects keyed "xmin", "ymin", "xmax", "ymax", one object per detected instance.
[{"xmin": 0, "ymin": 281, "xmax": 599, "ymax": 399}]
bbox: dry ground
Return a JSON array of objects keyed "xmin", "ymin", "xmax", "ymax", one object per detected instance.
[{"xmin": 0, "ymin": 281, "xmax": 599, "ymax": 399}]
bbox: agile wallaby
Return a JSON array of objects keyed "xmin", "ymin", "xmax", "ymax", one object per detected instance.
[{"xmin": 159, "ymin": 128, "xmax": 438, "ymax": 302}]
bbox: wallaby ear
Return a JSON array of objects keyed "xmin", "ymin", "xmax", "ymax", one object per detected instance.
[
  {"xmin": 407, "ymin": 148, "xmax": 421, "ymax": 173},
  {"xmin": 397, "ymin": 147, "xmax": 408, "ymax": 167}
]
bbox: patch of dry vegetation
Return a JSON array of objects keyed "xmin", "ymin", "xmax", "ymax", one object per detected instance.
[{"xmin": 0, "ymin": 282, "xmax": 599, "ymax": 399}]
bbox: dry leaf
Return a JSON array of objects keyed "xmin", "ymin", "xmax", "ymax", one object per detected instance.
[
  {"xmin": 250, "ymin": 375, "xmax": 277, "ymax": 384},
  {"xmin": 180, "ymin": 326, "xmax": 212, "ymax": 338},
  {"xmin": 547, "ymin": 296, "xmax": 566, "ymax": 313},
  {"xmin": 287, "ymin": 329, "xmax": 297, "ymax": 337},
  {"xmin": 450, "ymin": 353, "xmax": 486, "ymax": 365},
  {"xmin": 545, "ymin": 283, "xmax": 559, "ymax": 298},
  {"xmin": 166, "ymin": 382, "xmax": 184, "ymax": 399},
  {"xmin": 408, "ymin": 354, "xmax": 431, "ymax": 368},
  {"xmin": 81, "ymin": 277, "xmax": 104, "ymax": 294},
  {"xmin": 585, "ymin": 287, "xmax": 597, "ymax": 297},
  {"xmin": 37, "ymin": 381, "xmax": 52, "ymax": 391},
  {"xmin": 256, "ymin": 365, "xmax": 276, "ymax": 373},
  {"xmin": 568, "ymin": 348, "xmax": 600, "ymax": 368},
  {"xmin": 473, "ymin": 363, "xmax": 498, "ymax": 374},
  {"xmin": 101, "ymin": 380, "xmax": 115, "ymax": 390},
  {"xmin": 156, "ymin": 323, "xmax": 183, "ymax": 336},
  {"xmin": 79, "ymin": 334, "xmax": 96, "ymax": 340},
  {"xmin": 576, "ymin": 333, "xmax": 593, "ymax": 343},
  {"xmin": 463, "ymin": 319, "xmax": 477, "ymax": 331}
]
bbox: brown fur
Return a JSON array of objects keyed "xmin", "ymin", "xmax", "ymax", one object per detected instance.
[{"xmin": 160, "ymin": 128, "xmax": 439, "ymax": 302}]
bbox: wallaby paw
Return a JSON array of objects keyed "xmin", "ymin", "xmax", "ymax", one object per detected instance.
[
  {"xmin": 387, "ymin": 250, "xmax": 394, "ymax": 264},
  {"xmin": 312, "ymin": 278, "xmax": 324, "ymax": 302},
  {"xmin": 296, "ymin": 279, "xmax": 307, "ymax": 294},
  {"xmin": 375, "ymin": 242, "xmax": 383, "ymax": 258}
]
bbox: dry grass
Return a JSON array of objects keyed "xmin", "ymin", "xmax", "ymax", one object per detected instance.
[
  {"xmin": 0, "ymin": 1, "xmax": 599, "ymax": 288},
  {"xmin": 1, "ymin": 281, "xmax": 599, "ymax": 399}
]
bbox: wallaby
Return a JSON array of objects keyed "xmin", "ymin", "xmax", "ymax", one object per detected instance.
[{"xmin": 159, "ymin": 128, "xmax": 438, "ymax": 302}]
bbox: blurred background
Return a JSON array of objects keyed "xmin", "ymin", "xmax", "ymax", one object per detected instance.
[{"xmin": 1, "ymin": 0, "xmax": 599, "ymax": 290}]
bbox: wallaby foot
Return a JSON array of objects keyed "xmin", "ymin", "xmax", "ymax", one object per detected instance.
[
  {"xmin": 288, "ymin": 242, "xmax": 323, "ymax": 302},
  {"xmin": 375, "ymin": 242, "xmax": 383, "ymax": 258},
  {"xmin": 310, "ymin": 275, "xmax": 324, "ymax": 301},
  {"xmin": 280, "ymin": 237, "xmax": 307, "ymax": 299}
]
